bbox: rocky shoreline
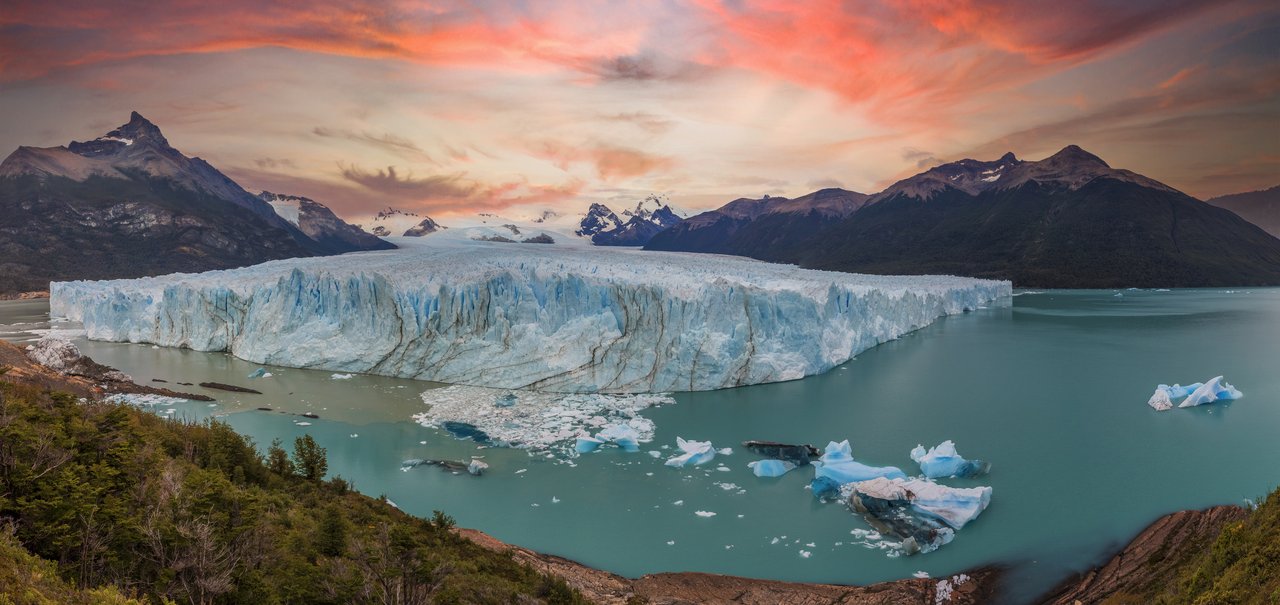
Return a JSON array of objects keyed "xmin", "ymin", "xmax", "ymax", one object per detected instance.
[
  {"xmin": 0, "ymin": 290, "xmax": 49, "ymax": 301},
  {"xmin": 457, "ymin": 527, "xmax": 999, "ymax": 605}
]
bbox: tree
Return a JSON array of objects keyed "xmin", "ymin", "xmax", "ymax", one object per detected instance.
[
  {"xmin": 292, "ymin": 435, "xmax": 327, "ymax": 482},
  {"xmin": 266, "ymin": 438, "xmax": 294, "ymax": 477},
  {"xmin": 316, "ymin": 505, "xmax": 347, "ymax": 557}
]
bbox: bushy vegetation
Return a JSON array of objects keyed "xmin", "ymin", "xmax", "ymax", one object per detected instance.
[
  {"xmin": 1164, "ymin": 489, "xmax": 1280, "ymax": 605},
  {"xmin": 0, "ymin": 379, "xmax": 588, "ymax": 604}
]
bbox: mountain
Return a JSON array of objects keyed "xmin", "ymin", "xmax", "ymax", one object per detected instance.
[
  {"xmin": 0, "ymin": 112, "xmax": 365, "ymax": 294},
  {"xmin": 1206, "ymin": 185, "xmax": 1280, "ymax": 237},
  {"xmin": 259, "ymin": 191, "xmax": 394, "ymax": 252},
  {"xmin": 359, "ymin": 206, "xmax": 425, "ymax": 237},
  {"xmin": 403, "ymin": 216, "xmax": 445, "ymax": 236},
  {"xmin": 646, "ymin": 187, "xmax": 870, "ymax": 256},
  {"xmin": 581, "ymin": 195, "xmax": 685, "ymax": 246},
  {"xmin": 647, "ymin": 146, "xmax": 1280, "ymax": 287}
]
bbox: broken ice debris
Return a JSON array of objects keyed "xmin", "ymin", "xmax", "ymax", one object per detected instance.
[
  {"xmin": 247, "ymin": 367, "xmax": 270, "ymax": 379},
  {"xmin": 813, "ymin": 440, "xmax": 906, "ymax": 485},
  {"xmin": 748, "ymin": 459, "xmax": 797, "ymax": 478},
  {"xmin": 849, "ymin": 477, "xmax": 992, "ymax": 555},
  {"xmin": 909, "ymin": 440, "xmax": 990, "ymax": 479},
  {"xmin": 467, "ymin": 459, "xmax": 489, "ymax": 476},
  {"xmin": 665, "ymin": 437, "xmax": 717, "ymax": 467},
  {"xmin": 1147, "ymin": 377, "xmax": 1243, "ymax": 411},
  {"xmin": 811, "ymin": 476, "xmax": 842, "ymax": 500},
  {"xmin": 496, "ymin": 393, "xmax": 518, "ymax": 407},
  {"xmin": 597, "ymin": 423, "xmax": 641, "ymax": 452},
  {"xmin": 742, "ymin": 440, "xmax": 819, "ymax": 466}
]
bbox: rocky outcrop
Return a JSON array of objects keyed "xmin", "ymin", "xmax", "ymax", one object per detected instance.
[
  {"xmin": 456, "ymin": 527, "xmax": 999, "ymax": 605},
  {"xmin": 2, "ymin": 337, "xmax": 208, "ymax": 400},
  {"xmin": 1041, "ymin": 505, "xmax": 1248, "ymax": 604}
]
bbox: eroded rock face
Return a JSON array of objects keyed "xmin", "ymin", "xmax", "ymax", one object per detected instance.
[{"xmin": 1041, "ymin": 505, "xmax": 1248, "ymax": 605}]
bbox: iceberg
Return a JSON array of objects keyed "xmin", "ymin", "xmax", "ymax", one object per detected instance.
[
  {"xmin": 849, "ymin": 477, "xmax": 992, "ymax": 555},
  {"xmin": 748, "ymin": 459, "xmax": 797, "ymax": 477},
  {"xmin": 575, "ymin": 436, "xmax": 604, "ymax": 454},
  {"xmin": 665, "ymin": 437, "xmax": 717, "ymax": 467},
  {"xmin": 810, "ymin": 476, "xmax": 842, "ymax": 500},
  {"xmin": 596, "ymin": 423, "xmax": 641, "ymax": 452},
  {"xmin": 1179, "ymin": 376, "xmax": 1242, "ymax": 408},
  {"xmin": 1147, "ymin": 377, "xmax": 1242, "ymax": 411},
  {"xmin": 51, "ymin": 236, "xmax": 1009, "ymax": 393},
  {"xmin": 909, "ymin": 440, "xmax": 990, "ymax": 479},
  {"xmin": 812, "ymin": 440, "xmax": 906, "ymax": 485}
]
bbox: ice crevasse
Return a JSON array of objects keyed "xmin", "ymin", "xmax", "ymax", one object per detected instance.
[{"xmin": 50, "ymin": 238, "xmax": 1011, "ymax": 393}]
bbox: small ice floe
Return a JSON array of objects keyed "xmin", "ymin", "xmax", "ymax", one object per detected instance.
[
  {"xmin": 799, "ymin": 550, "xmax": 812, "ymax": 558},
  {"xmin": 715, "ymin": 466, "xmax": 731, "ymax": 472},
  {"xmin": 665, "ymin": 437, "xmax": 717, "ymax": 467},
  {"xmin": 247, "ymin": 367, "xmax": 271, "ymax": 379},
  {"xmin": 913, "ymin": 570, "xmax": 931, "ymax": 579},
  {"xmin": 647, "ymin": 450, "xmax": 662, "ymax": 458},
  {"xmin": 672, "ymin": 500, "xmax": 684, "ymax": 506},
  {"xmin": 295, "ymin": 421, "xmax": 312, "ymax": 426},
  {"xmin": 1148, "ymin": 376, "xmax": 1243, "ymax": 411},
  {"xmin": 515, "ymin": 468, "xmax": 528, "ymax": 474},
  {"xmin": 849, "ymin": 477, "xmax": 992, "ymax": 555},
  {"xmin": 349, "ymin": 433, "xmax": 359, "ymax": 438},
  {"xmin": 666, "ymin": 540, "xmax": 676, "ymax": 545},
  {"xmin": 694, "ymin": 511, "xmax": 716, "ymax": 518},
  {"xmin": 748, "ymin": 459, "xmax": 797, "ymax": 478},
  {"xmin": 909, "ymin": 441, "xmax": 990, "ymax": 479},
  {"xmin": 331, "ymin": 373, "xmax": 354, "ymax": 380},
  {"xmin": 551, "ymin": 497, "xmax": 560, "ymax": 503},
  {"xmin": 717, "ymin": 447, "xmax": 733, "ymax": 456},
  {"xmin": 813, "ymin": 440, "xmax": 906, "ymax": 485}
]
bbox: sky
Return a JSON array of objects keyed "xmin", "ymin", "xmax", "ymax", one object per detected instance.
[{"xmin": 1, "ymin": 0, "xmax": 1278, "ymax": 221}]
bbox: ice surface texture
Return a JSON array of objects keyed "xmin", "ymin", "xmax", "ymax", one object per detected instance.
[
  {"xmin": 748, "ymin": 459, "xmax": 797, "ymax": 477},
  {"xmin": 51, "ymin": 237, "xmax": 1009, "ymax": 393}
]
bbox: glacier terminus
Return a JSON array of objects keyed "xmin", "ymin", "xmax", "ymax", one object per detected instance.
[{"xmin": 50, "ymin": 235, "xmax": 1010, "ymax": 393}]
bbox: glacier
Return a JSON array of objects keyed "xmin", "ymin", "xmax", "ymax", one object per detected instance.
[{"xmin": 50, "ymin": 235, "xmax": 1009, "ymax": 393}]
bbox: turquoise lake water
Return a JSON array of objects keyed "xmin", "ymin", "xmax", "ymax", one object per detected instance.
[{"xmin": 2, "ymin": 288, "xmax": 1277, "ymax": 602}]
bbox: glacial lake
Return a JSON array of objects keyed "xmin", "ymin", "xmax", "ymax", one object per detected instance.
[{"xmin": 3, "ymin": 288, "xmax": 1278, "ymax": 603}]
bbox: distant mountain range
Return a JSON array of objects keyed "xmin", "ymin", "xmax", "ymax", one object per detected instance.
[
  {"xmin": 1206, "ymin": 185, "xmax": 1280, "ymax": 238},
  {"xmin": 648, "ymin": 146, "xmax": 1280, "ymax": 288},
  {"xmin": 576, "ymin": 195, "xmax": 683, "ymax": 245},
  {"xmin": 0, "ymin": 113, "xmax": 390, "ymax": 294}
]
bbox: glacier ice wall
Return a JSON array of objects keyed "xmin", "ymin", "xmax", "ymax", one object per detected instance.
[{"xmin": 50, "ymin": 238, "xmax": 1010, "ymax": 393}]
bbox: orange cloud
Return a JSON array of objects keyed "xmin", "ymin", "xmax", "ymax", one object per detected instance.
[{"xmin": 532, "ymin": 141, "xmax": 676, "ymax": 181}]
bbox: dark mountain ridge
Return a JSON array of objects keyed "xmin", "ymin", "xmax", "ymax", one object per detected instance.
[
  {"xmin": 0, "ymin": 113, "xmax": 389, "ymax": 294},
  {"xmin": 648, "ymin": 146, "xmax": 1280, "ymax": 288}
]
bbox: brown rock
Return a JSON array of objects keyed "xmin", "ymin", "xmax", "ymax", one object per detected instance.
[{"xmin": 1041, "ymin": 505, "xmax": 1248, "ymax": 605}]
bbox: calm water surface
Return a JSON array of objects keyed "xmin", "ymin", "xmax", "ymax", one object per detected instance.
[{"xmin": 3, "ymin": 289, "xmax": 1277, "ymax": 602}]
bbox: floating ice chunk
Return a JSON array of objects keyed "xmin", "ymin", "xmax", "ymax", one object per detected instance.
[
  {"xmin": 1179, "ymin": 376, "xmax": 1243, "ymax": 408},
  {"xmin": 575, "ymin": 436, "xmax": 604, "ymax": 454},
  {"xmin": 295, "ymin": 421, "xmax": 312, "ymax": 426},
  {"xmin": 665, "ymin": 437, "xmax": 717, "ymax": 467},
  {"xmin": 909, "ymin": 441, "xmax": 990, "ymax": 479},
  {"xmin": 467, "ymin": 459, "xmax": 489, "ymax": 476},
  {"xmin": 799, "ymin": 550, "xmax": 811, "ymax": 558},
  {"xmin": 1147, "ymin": 388, "xmax": 1174, "ymax": 411},
  {"xmin": 813, "ymin": 440, "xmax": 906, "ymax": 485},
  {"xmin": 106, "ymin": 393, "xmax": 190, "ymax": 407},
  {"xmin": 850, "ymin": 477, "xmax": 992, "ymax": 554},
  {"xmin": 811, "ymin": 476, "xmax": 842, "ymax": 500},
  {"xmin": 694, "ymin": 511, "xmax": 716, "ymax": 517},
  {"xmin": 717, "ymin": 447, "xmax": 733, "ymax": 456},
  {"xmin": 597, "ymin": 423, "xmax": 641, "ymax": 452},
  {"xmin": 247, "ymin": 367, "xmax": 269, "ymax": 379},
  {"xmin": 913, "ymin": 570, "xmax": 930, "ymax": 579},
  {"xmin": 748, "ymin": 459, "xmax": 797, "ymax": 477},
  {"xmin": 331, "ymin": 373, "xmax": 353, "ymax": 380}
]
